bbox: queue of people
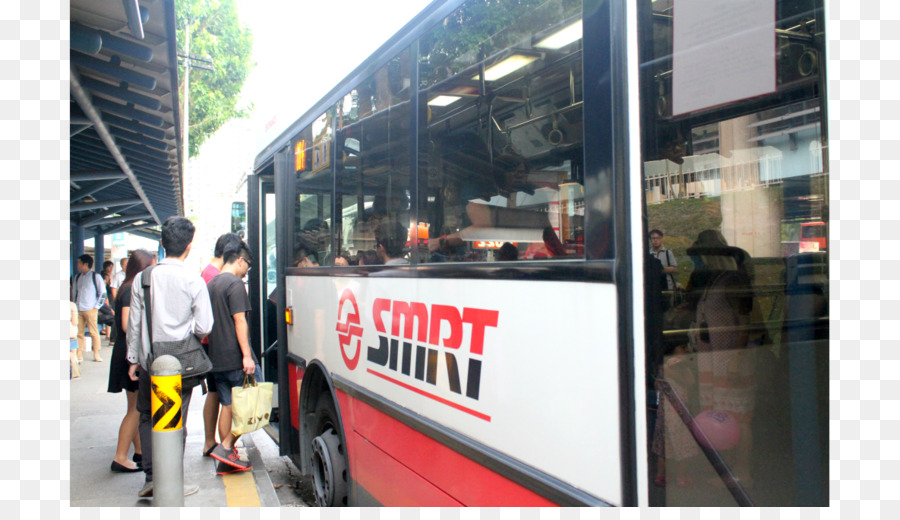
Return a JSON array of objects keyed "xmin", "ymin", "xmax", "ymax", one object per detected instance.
[{"xmin": 70, "ymin": 217, "xmax": 265, "ymax": 499}]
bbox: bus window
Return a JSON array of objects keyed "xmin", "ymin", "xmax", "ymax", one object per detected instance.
[
  {"xmin": 419, "ymin": 0, "xmax": 584, "ymax": 263},
  {"xmin": 335, "ymin": 48, "xmax": 412, "ymax": 265},
  {"xmin": 292, "ymin": 110, "xmax": 334, "ymax": 267},
  {"xmin": 639, "ymin": 0, "xmax": 828, "ymax": 506},
  {"xmin": 231, "ymin": 201, "xmax": 246, "ymax": 238}
]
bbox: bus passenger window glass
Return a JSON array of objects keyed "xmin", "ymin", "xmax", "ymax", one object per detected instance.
[
  {"xmin": 291, "ymin": 109, "xmax": 334, "ymax": 267},
  {"xmin": 264, "ymin": 192, "xmax": 277, "ymax": 294},
  {"xmin": 639, "ymin": 0, "xmax": 828, "ymax": 506},
  {"xmin": 231, "ymin": 201, "xmax": 246, "ymax": 238},
  {"xmin": 335, "ymin": 48, "xmax": 412, "ymax": 266},
  {"xmin": 418, "ymin": 0, "xmax": 584, "ymax": 263}
]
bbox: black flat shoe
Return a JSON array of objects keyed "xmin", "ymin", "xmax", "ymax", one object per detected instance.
[
  {"xmin": 111, "ymin": 460, "xmax": 142, "ymax": 473},
  {"xmin": 133, "ymin": 453, "xmax": 142, "ymax": 465}
]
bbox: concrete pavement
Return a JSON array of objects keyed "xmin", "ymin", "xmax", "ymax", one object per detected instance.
[{"xmin": 69, "ymin": 341, "xmax": 283, "ymax": 507}]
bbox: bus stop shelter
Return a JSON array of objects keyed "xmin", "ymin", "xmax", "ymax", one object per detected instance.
[{"xmin": 69, "ymin": 0, "xmax": 184, "ymax": 272}]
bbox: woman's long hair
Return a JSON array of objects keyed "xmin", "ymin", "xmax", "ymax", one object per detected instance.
[{"xmin": 120, "ymin": 249, "xmax": 155, "ymax": 295}]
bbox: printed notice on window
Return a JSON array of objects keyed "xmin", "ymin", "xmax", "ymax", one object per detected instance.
[{"xmin": 672, "ymin": 0, "xmax": 775, "ymax": 116}]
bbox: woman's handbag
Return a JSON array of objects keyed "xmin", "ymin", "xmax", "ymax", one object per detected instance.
[
  {"xmin": 98, "ymin": 304, "xmax": 115, "ymax": 326},
  {"xmin": 141, "ymin": 265, "xmax": 213, "ymax": 378},
  {"xmin": 231, "ymin": 375, "xmax": 274, "ymax": 436}
]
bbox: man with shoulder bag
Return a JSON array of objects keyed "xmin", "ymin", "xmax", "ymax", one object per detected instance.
[{"xmin": 126, "ymin": 216, "xmax": 214, "ymax": 499}]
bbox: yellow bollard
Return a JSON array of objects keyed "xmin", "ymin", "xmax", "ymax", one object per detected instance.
[
  {"xmin": 151, "ymin": 373, "xmax": 182, "ymax": 431},
  {"xmin": 150, "ymin": 355, "xmax": 184, "ymax": 506}
]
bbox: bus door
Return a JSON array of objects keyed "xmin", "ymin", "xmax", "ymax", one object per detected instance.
[
  {"xmin": 638, "ymin": 0, "xmax": 829, "ymax": 506},
  {"xmin": 247, "ymin": 171, "xmax": 280, "ymax": 417}
]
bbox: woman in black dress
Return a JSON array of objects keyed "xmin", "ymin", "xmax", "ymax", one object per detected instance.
[
  {"xmin": 101, "ymin": 260, "xmax": 115, "ymax": 344},
  {"xmin": 107, "ymin": 249, "xmax": 154, "ymax": 473}
]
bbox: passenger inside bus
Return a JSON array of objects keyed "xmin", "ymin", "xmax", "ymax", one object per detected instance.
[
  {"xmin": 426, "ymin": 132, "xmax": 574, "ymax": 261},
  {"xmin": 293, "ymin": 248, "xmax": 319, "ymax": 268},
  {"xmin": 374, "ymin": 220, "xmax": 410, "ymax": 267},
  {"xmin": 356, "ymin": 250, "xmax": 380, "ymax": 266}
]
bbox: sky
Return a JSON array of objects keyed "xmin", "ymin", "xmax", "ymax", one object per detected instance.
[
  {"xmin": 176, "ymin": 0, "xmax": 432, "ymax": 269},
  {"xmin": 234, "ymin": 0, "xmax": 433, "ymax": 154}
]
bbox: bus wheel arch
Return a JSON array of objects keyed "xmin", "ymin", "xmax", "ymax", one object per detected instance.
[{"xmin": 298, "ymin": 361, "xmax": 350, "ymax": 506}]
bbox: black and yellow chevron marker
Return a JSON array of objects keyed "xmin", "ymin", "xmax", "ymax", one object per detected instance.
[{"xmin": 151, "ymin": 374, "xmax": 182, "ymax": 431}]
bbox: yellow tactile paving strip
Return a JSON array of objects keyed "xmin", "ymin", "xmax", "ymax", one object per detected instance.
[{"xmin": 223, "ymin": 470, "xmax": 261, "ymax": 507}]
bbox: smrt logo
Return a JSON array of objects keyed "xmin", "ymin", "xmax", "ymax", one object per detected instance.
[
  {"xmin": 335, "ymin": 289, "xmax": 363, "ymax": 370},
  {"xmin": 334, "ymin": 288, "xmax": 499, "ymax": 422}
]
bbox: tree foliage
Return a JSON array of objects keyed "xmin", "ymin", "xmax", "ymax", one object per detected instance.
[
  {"xmin": 176, "ymin": 0, "xmax": 253, "ymax": 157},
  {"xmin": 418, "ymin": 0, "xmax": 579, "ymax": 87}
]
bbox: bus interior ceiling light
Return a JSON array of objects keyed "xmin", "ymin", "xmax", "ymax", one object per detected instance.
[
  {"xmin": 473, "ymin": 54, "xmax": 539, "ymax": 82},
  {"xmin": 428, "ymin": 95, "xmax": 461, "ymax": 107},
  {"xmin": 534, "ymin": 20, "xmax": 583, "ymax": 50}
]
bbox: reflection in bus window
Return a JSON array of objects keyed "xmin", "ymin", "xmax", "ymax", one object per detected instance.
[
  {"xmin": 640, "ymin": 0, "xmax": 828, "ymax": 507},
  {"xmin": 335, "ymin": 49, "xmax": 412, "ymax": 266},
  {"xmin": 292, "ymin": 109, "xmax": 334, "ymax": 267},
  {"xmin": 231, "ymin": 201, "xmax": 246, "ymax": 238},
  {"xmin": 419, "ymin": 0, "xmax": 584, "ymax": 262}
]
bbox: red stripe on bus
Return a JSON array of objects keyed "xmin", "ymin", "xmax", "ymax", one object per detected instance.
[
  {"xmin": 366, "ymin": 368, "xmax": 491, "ymax": 422},
  {"xmin": 336, "ymin": 390, "xmax": 556, "ymax": 506},
  {"xmin": 349, "ymin": 429, "xmax": 463, "ymax": 506},
  {"xmin": 288, "ymin": 363, "xmax": 304, "ymax": 430}
]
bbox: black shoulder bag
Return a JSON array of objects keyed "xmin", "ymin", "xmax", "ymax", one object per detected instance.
[{"xmin": 141, "ymin": 265, "xmax": 213, "ymax": 379}]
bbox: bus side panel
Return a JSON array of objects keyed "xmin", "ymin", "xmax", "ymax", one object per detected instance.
[
  {"xmin": 337, "ymin": 388, "xmax": 556, "ymax": 506},
  {"xmin": 284, "ymin": 275, "xmax": 621, "ymax": 503}
]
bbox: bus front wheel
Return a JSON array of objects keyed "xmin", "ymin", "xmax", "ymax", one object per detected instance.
[{"xmin": 311, "ymin": 395, "xmax": 349, "ymax": 506}]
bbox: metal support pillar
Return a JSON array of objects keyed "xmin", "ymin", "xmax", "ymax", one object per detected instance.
[
  {"xmin": 94, "ymin": 233, "xmax": 105, "ymax": 273},
  {"xmin": 72, "ymin": 225, "xmax": 85, "ymax": 276}
]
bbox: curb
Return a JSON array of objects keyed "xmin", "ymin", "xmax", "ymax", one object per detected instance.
[{"xmin": 240, "ymin": 434, "xmax": 281, "ymax": 507}]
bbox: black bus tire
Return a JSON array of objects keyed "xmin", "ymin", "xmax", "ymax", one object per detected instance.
[{"xmin": 311, "ymin": 393, "xmax": 349, "ymax": 507}]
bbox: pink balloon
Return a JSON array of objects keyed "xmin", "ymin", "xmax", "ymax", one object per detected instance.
[{"xmin": 692, "ymin": 410, "xmax": 740, "ymax": 450}]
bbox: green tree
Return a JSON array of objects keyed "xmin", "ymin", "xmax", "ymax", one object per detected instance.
[
  {"xmin": 418, "ymin": 0, "xmax": 579, "ymax": 87},
  {"xmin": 176, "ymin": 0, "xmax": 253, "ymax": 157}
]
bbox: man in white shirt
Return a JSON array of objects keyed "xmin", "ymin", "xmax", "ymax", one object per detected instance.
[
  {"xmin": 126, "ymin": 216, "xmax": 214, "ymax": 498},
  {"xmin": 110, "ymin": 257, "xmax": 127, "ymax": 301},
  {"xmin": 650, "ymin": 229, "xmax": 679, "ymax": 310},
  {"xmin": 73, "ymin": 254, "xmax": 106, "ymax": 362},
  {"xmin": 649, "ymin": 229, "xmax": 677, "ymax": 291}
]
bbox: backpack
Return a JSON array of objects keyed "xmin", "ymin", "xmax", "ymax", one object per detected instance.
[
  {"xmin": 74, "ymin": 271, "xmax": 103, "ymax": 302},
  {"xmin": 653, "ymin": 248, "xmax": 676, "ymax": 290}
]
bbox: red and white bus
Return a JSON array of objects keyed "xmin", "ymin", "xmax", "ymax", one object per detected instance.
[{"xmin": 245, "ymin": 0, "xmax": 829, "ymax": 507}]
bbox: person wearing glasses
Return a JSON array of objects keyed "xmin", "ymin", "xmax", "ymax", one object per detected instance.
[
  {"xmin": 205, "ymin": 239, "xmax": 262, "ymax": 476},
  {"xmin": 199, "ymin": 233, "xmax": 243, "ymax": 460}
]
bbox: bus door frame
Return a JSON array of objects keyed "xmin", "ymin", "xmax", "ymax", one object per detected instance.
[{"xmin": 248, "ymin": 172, "xmax": 278, "ymax": 385}]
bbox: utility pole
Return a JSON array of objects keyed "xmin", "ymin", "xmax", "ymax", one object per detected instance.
[
  {"xmin": 177, "ymin": 21, "xmax": 213, "ymax": 214},
  {"xmin": 182, "ymin": 22, "xmax": 190, "ymax": 181}
]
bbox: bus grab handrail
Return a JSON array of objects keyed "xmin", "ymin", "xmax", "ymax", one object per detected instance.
[{"xmin": 656, "ymin": 379, "xmax": 755, "ymax": 506}]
